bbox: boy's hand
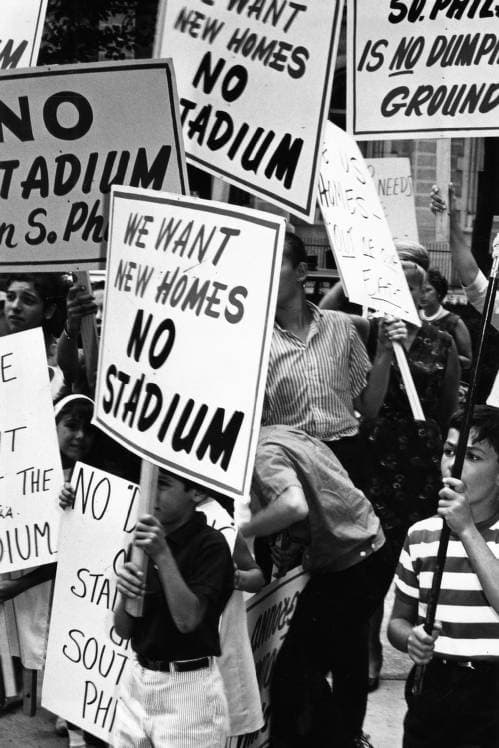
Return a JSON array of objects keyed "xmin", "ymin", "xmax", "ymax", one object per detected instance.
[
  {"xmin": 65, "ymin": 283, "xmax": 98, "ymax": 337},
  {"xmin": 59, "ymin": 482, "xmax": 75, "ymax": 510},
  {"xmin": 116, "ymin": 561, "xmax": 146, "ymax": 600},
  {"xmin": 134, "ymin": 514, "xmax": 168, "ymax": 561},
  {"xmin": 438, "ymin": 477, "xmax": 473, "ymax": 535},
  {"xmin": 407, "ymin": 622, "xmax": 442, "ymax": 665}
]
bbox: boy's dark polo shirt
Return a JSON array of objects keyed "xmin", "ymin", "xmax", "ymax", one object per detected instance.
[{"xmin": 131, "ymin": 511, "xmax": 233, "ymax": 662}]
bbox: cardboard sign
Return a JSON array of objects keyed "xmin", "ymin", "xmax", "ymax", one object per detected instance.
[
  {"xmin": 1, "ymin": 0, "xmax": 48, "ymax": 69},
  {"xmin": 0, "ymin": 328, "xmax": 63, "ymax": 572},
  {"xmin": 366, "ymin": 157, "xmax": 419, "ymax": 242},
  {"xmin": 158, "ymin": 0, "xmax": 344, "ymax": 221},
  {"xmin": 94, "ymin": 185, "xmax": 285, "ymax": 499},
  {"xmin": 318, "ymin": 121, "xmax": 420, "ymax": 325},
  {"xmin": 42, "ymin": 463, "xmax": 139, "ymax": 741},
  {"xmin": 348, "ymin": 0, "xmax": 499, "ymax": 140},
  {"xmin": 0, "ymin": 60, "xmax": 188, "ymax": 272},
  {"xmin": 227, "ymin": 567, "xmax": 309, "ymax": 748}
]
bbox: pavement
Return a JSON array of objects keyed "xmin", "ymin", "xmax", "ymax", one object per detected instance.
[{"xmin": 0, "ymin": 586, "xmax": 411, "ymax": 747}]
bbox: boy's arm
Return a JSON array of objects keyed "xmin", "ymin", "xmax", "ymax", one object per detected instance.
[
  {"xmin": 135, "ymin": 515, "xmax": 206, "ymax": 634},
  {"xmin": 430, "ymin": 185, "xmax": 479, "ymax": 287},
  {"xmin": 114, "ymin": 561, "xmax": 145, "ymax": 639},
  {"xmin": 439, "ymin": 477, "xmax": 499, "ymax": 613},
  {"xmin": 0, "ymin": 563, "xmax": 57, "ymax": 601},
  {"xmin": 240, "ymin": 486, "xmax": 308, "ymax": 539}
]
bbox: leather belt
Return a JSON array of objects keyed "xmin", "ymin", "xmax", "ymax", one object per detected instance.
[
  {"xmin": 137, "ymin": 655, "xmax": 212, "ymax": 673},
  {"xmin": 438, "ymin": 658, "xmax": 497, "ymax": 673}
]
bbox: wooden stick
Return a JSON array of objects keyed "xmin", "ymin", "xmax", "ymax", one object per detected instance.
[
  {"xmin": 22, "ymin": 669, "xmax": 37, "ymax": 716},
  {"xmin": 125, "ymin": 460, "xmax": 159, "ymax": 617},
  {"xmin": 75, "ymin": 271, "xmax": 99, "ymax": 393},
  {"xmin": 393, "ymin": 341, "xmax": 425, "ymax": 421},
  {"xmin": 0, "ymin": 605, "xmax": 16, "ymax": 699}
]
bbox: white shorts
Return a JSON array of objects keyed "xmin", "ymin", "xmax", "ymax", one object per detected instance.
[{"xmin": 112, "ymin": 657, "xmax": 229, "ymax": 747}]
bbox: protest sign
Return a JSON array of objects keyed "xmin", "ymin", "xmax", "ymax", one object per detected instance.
[
  {"xmin": 227, "ymin": 567, "xmax": 309, "ymax": 748},
  {"xmin": 1, "ymin": 0, "xmax": 48, "ymax": 69},
  {"xmin": 348, "ymin": 0, "xmax": 499, "ymax": 140},
  {"xmin": 0, "ymin": 328, "xmax": 63, "ymax": 572},
  {"xmin": 318, "ymin": 121, "xmax": 420, "ymax": 325},
  {"xmin": 94, "ymin": 185, "xmax": 285, "ymax": 499},
  {"xmin": 42, "ymin": 463, "xmax": 139, "ymax": 741},
  {"xmin": 158, "ymin": 0, "xmax": 344, "ymax": 221},
  {"xmin": 0, "ymin": 59, "xmax": 188, "ymax": 272},
  {"xmin": 366, "ymin": 157, "xmax": 419, "ymax": 242}
]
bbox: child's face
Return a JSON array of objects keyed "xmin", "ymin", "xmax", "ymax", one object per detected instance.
[
  {"xmin": 4, "ymin": 281, "xmax": 46, "ymax": 333},
  {"xmin": 57, "ymin": 411, "xmax": 95, "ymax": 466},
  {"xmin": 154, "ymin": 471, "xmax": 196, "ymax": 528},
  {"xmin": 441, "ymin": 428, "xmax": 499, "ymax": 507}
]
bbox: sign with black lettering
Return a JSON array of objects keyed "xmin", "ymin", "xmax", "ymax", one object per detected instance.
[
  {"xmin": 0, "ymin": 328, "xmax": 63, "ymax": 572},
  {"xmin": 0, "ymin": 59, "xmax": 188, "ymax": 271},
  {"xmin": 42, "ymin": 463, "xmax": 139, "ymax": 741},
  {"xmin": 158, "ymin": 0, "xmax": 344, "ymax": 221},
  {"xmin": 1, "ymin": 0, "xmax": 47, "ymax": 70},
  {"xmin": 348, "ymin": 0, "xmax": 499, "ymax": 139},
  {"xmin": 366, "ymin": 157, "xmax": 419, "ymax": 241},
  {"xmin": 318, "ymin": 121, "xmax": 420, "ymax": 325},
  {"xmin": 94, "ymin": 185, "xmax": 285, "ymax": 499},
  {"xmin": 227, "ymin": 567, "xmax": 308, "ymax": 748}
]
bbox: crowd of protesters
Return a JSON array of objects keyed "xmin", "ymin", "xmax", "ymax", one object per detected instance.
[{"xmin": 1, "ymin": 184, "xmax": 499, "ymax": 748}]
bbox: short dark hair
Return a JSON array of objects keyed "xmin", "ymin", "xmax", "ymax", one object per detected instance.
[
  {"xmin": 449, "ymin": 405, "xmax": 499, "ymax": 459},
  {"xmin": 427, "ymin": 268, "xmax": 448, "ymax": 302},
  {"xmin": 2, "ymin": 272, "xmax": 69, "ymax": 336},
  {"xmin": 284, "ymin": 232, "xmax": 308, "ymax": 268}
]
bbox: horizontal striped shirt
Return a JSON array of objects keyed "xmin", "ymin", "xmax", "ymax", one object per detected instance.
[
  {"xmin": 262, "ymin": 305, "xmax": 370, "ymax": 441},
  {"xmin": 395, "ymin": 513, "xmax": 499, "ymax": 660}
]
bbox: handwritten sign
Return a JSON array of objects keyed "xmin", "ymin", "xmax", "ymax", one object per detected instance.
[
  {"xmin": 1, "ymin": 0, "xmax": 47, "ymax": 69},
  {"xmin": 227, "ymin": 567, "xmax": 308, "ymax": 748},
  {"xmin": 348, "ymin": 0, "xmax": 499, "ymax": 139},
  {"xmin": 318, "ymin": 121, "xmax": 420, "ymax": 325},
  {"xmin": 0, "ymin": 328, "xmax": 63, "ymax": 572},
  {"xmin": 94, "ymin": 185, "xmax": 285, "ymax": 498},
  {"xmin": 42, "ymin": 463, "xmax": 139, "ymax": 741},
  {"xmin": 0, "ymin": 59, "xmax": 188, "ymax": 272},
  {"xmin": 158, "ymin": 0, "xmax": 344, "ymax": 221},
  {"xmin": 366, "ymin": 157, "xmax": 419, "ymax": 242}
]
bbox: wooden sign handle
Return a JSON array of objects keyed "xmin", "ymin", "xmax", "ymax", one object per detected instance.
[
  {"xmin": 125, "ymin": 460, "xmax": 158, "ymax": 617},
  {"xmin": 393, "ymin": 341, "xmax": 425, "ymax": 421},
  {"xmin": 74, "ymin": 271, "xmax": 99, "ymax": 394},
  {"xmin": 0, "ymin": 604, "xmax": 17, "ymax": 699}
]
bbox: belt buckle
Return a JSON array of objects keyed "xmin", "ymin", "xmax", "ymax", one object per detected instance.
[{"xmin": 459, "ymin": 660, "xmax": 475, "ymax": 670}]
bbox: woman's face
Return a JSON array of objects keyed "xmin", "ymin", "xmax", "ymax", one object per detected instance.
[
  {"xmin": 404, "ymin": 267, "xmax": 424, "ymax": 307},
  {"xmin": 57, "ymin": 410, "xmax": 95, "ymax": 467},
  {"xmin": 420, "ymin": 282, "xmax": 440, "ymax": 313},
  {"xmin": 4, "ymin": 280, "xmax": 47, "ymax": 333}
]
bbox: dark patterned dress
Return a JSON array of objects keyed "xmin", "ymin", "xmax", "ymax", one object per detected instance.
[{"xmin": 360, "ymin": 321, "xmax": 454, "ymax": 554}]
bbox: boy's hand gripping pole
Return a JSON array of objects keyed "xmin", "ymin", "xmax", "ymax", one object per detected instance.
[{"xmin": 412, "ymin": 234, "xmax": 499, "ymax": 697}]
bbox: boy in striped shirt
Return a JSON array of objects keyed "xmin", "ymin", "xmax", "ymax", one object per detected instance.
[{"xmin": 388, "ymin": 405, "xmax": 499, "ymax": 747}]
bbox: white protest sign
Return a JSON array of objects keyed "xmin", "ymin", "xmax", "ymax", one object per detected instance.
[
  {"xmin": 0, "ymin": 328, "xmax": 63, "ymax": 572},
  {"xmin": 318, "ymin": 121, "xmax": 420, "ymax": 325},
  {"xmin": 42, "ymin": 463, "xmax": 139, "ymax": 741},
  {"xmin": 227, "ymin": 567, "xmax": 309, "ymax": 748},
  {"xmin": 0, "ymin": 59, "xmax": 188, "ymax": 272},
  {"xmin": 1, "ymin": 0, "xmax": 48, "ymax": 69},
  {"xmin": 158, "ymin": 0, "xmax": 344, "ymax": 221},
  {"xmin": 94, "ymin": 185, "xmax": 285, "ymax": 499},
  {"xmin": 348, "ymin": 0, "xmax": 499, "ymax": 140},
  {"xmin": 366, "ymin": 157, "xmax": 419, "ymax": 242}
]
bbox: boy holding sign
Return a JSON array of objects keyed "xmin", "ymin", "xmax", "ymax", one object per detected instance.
[{"xmin": 112, "ymin": 470, "xmax": 233, "ymax": 748}]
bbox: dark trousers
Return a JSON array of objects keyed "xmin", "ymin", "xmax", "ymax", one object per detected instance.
[
  {"xmin": 404, "ymin": 659, "xmax": 499, "ymax": 748},
  {"xmin": 269, "ymin": 544, "xmax": 393, "ymax": 748},
  {"xmin": 325, "ymin": 435, "xmax": 366, "ymax": 493}
]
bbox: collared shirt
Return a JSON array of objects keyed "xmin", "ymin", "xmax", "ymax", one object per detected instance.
[
  {"xmin": 132, "ymin": 511, "xmax": 233, "ymax": 662},
  {"xmin": 251, "ymin": 425, "xmax": 385, "ymax": 573},
  {"xmin": 465, "ymin": 270, "xmax": 499, "ymax": 331},
  {"xmin": 262, "ymin": 304, "xmax": 371, "ymax": 441},
  {"xmin": 395, "ymin": 513, "xmax": 499, "ymax": 660}
]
